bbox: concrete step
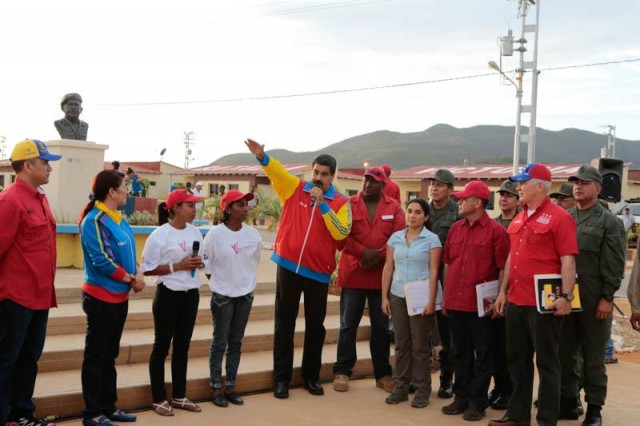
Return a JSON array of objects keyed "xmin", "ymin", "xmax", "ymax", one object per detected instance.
[
  {"xmin": 34, "ymin": 340, "xmax": 385, "ymax": 420},
  {"xmin": 55, "ymin": 280, "xmax": 277, "ymax": 304},
  {"xmin": 47, "ymin": 293, "xmax": 340, "ymax": 336},
  {"xmin": 40, "ymin": 314, "xmax": 370, "ymax": 373}
]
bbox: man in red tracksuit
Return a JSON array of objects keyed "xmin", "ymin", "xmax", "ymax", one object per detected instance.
[
  {"xmin": 245, "ymin": 138, "xmax": 352, "ymax": 399},
  {"xmin": 332, "ymin": 167, "xmax": 405, "ymax": 393}
]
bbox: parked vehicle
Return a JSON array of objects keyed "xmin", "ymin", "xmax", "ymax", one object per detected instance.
[{"xmin": 615, "ymin": 200, "xmax": 640, "ymax": 224}]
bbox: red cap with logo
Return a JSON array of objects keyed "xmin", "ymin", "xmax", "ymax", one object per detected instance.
[
  {"xmin": 165, "ymin": 189, "xmax": 203, "ymax": 209},
  {"xmin": 452, "ymin": 180, "xmax": 491, "ymax": 201},
  {"xmin": 220, "ymin": 189, "xmax": 254, "ymax": 211},
  {"xmin": 364, "ymin": 167, "xmax": 387, "ymax": 182},
  {"xmin": 509, "ymin": 162, "xmax": 552, "ymax": 183}
]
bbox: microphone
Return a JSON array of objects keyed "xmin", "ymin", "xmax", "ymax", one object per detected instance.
[
  {"xmin": 191, "ymin": 241, "xmax": 200, "ymax": 277},
  {"xmin": 310, "ymin": 182, "xmax": 322, "ymax": 207}
]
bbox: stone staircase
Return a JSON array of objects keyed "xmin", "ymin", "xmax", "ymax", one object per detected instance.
[{"xmin": 33, "ymin": 266, "xmax": 377, "ymax": 420}]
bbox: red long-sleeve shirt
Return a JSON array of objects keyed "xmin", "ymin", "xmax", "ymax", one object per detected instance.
[
  {"xmin": 337, "ymin": 193, "xmax": 405, "ymax": 289},
  {"xmin": 0, "ymin": 178, "xmax": 57, "ymax": 310},
  {"xmin": 443, "ymin": 212, "xmax": 509, "ymax": 312}
]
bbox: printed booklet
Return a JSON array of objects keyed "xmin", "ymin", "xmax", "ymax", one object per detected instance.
[
  {"xmin": 475, "ymin": 279, "xmax": 500, "ymax": 317},
  {"xmin": 534, "ymin": 274, "xmax": 582, "ymax": 314}
]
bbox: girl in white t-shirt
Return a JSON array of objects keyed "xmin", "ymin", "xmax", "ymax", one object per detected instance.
[
  {"xmin": 141, "ymin": 189, "xmax": 205, "ymax": 416},
  {"xmin": 204, "ymin": 190, "xmax": 262, "ymax": 407}
]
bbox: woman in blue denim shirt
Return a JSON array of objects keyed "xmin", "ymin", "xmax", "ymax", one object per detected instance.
[{"xmin": 381, "ymin": 198, "xmax": 442, "ymax": 408}]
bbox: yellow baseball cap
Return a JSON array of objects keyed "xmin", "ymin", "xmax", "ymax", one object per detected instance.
[{"xmin": 10, "ymin": 139, "xmax": 62, "ymax": 162}]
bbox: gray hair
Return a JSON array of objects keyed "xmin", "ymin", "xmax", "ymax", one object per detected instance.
[{"xmin": 530, "ymin": 178, "xmax": 552, "ymax": 193}]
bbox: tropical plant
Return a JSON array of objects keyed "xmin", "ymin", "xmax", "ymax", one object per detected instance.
[
  {"xmin": 249, "ymin": 193, "xmax": 282, "ymax": 230},
  {"xmin": 201, "ymin": 194, "xmax": 221, "ymax": 222},
  {"xmin": 125, "ymin": 210, "xmax": 157, "ymax": 226}
]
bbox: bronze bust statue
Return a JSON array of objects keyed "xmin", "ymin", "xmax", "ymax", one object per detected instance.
[{"xmin": 54, "ymin": 93, "xmax": 89, "ymax": 140}]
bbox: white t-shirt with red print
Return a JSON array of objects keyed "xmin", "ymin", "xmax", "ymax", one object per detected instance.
[{"xmin": 203, "ymin": 224, "xmax": 262, "ymax": 297}]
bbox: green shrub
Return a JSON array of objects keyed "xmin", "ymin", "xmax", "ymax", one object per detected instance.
[{"xmin": 125, "ymin": 210, "xmax": 157, "ymax": 226}]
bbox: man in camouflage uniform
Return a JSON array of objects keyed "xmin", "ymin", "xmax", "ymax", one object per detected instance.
[
  {"xmin": 489, "ymin": 180, "xmax": 519, "ymax": 410},
  {"xmin": 560, "ymin": 165, "xmax": 625, "ymax": 426},
  {"xmin": 427, "ymin": 169, "xmax": 461, "ymax": 398}
]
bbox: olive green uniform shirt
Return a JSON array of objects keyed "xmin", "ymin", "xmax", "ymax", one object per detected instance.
[
  {"xmin": 494, "ymin": 208, "xmax": 521, "ymax": 230},
  {"xmin": 568, "ymin": 202, "xmax": 626, "ymax": 305},
  {"xmin": 428, "ymin": 198, "xmax": 461, "ymax": 247}
]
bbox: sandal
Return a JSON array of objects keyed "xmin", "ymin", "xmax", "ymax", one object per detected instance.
[
  {"xmin": 153, "ymin": 400, "xmax": 174, "ymax": 416},
  {"xmin": 172, "ymin": 397, "xmax": 202, "ymax": 412}
]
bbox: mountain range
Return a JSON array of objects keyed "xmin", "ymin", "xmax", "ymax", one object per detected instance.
[{"xmin": 213, "ymin": 124, "xmax": 640, "ymax": 170}]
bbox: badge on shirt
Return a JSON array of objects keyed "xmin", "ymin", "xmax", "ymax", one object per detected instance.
[
  {"xmin": 381, "ymin": 215, "xmax": 394, "ymax": 220},
  {"xmin": 536, "ymin": 213, "xmax": 552, "ymax": 225}
]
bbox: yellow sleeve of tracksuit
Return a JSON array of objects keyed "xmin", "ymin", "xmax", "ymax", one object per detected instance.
[
  {"xmin": 321, "ymin": 200, "xmax": 352, "ymax": 241},
  {"xmin": 260, "ymin": 154, "xmax": 299, "ymax": 203}
]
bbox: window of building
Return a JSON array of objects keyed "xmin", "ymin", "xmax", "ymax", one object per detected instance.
[
  {"xmin": 487, "ymin": 191, "xmax": 495, "ymax": 211},
  {"xmin": 209, "ymin": 183, "xmax": 219, "ymax": 194},
  {"xmin": 346, "ymin": 189, "xmax": 358, "ymax": 196},
  {"xmin": 407, "ymin": 191, "xmax": 420, "ymax": 201},
  {"xmin": 228, "ymin": 184, "xmax": 239, "ymax": 190}
]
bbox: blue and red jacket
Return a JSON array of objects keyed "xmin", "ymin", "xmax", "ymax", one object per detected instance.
[
  {"xmin": 258, "ymin": 154, "xmax": 351, "ymax": 284},
  {"xmin": 80, "ymin": 202, "xmax": 137, "ymax": 303}
]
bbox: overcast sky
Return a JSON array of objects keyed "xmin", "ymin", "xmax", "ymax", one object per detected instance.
[{"xmin": 1, "ymin": 0, "xmax": 638, "ymax": 168}]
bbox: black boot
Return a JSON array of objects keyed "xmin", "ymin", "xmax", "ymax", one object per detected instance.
[
  {"xmin": 575, "ymin": 395, "xmax": 584, "ymax": 416},
  {"xmin": 437, "ymin": 375, "xmax": 453, "ymax": 399},
  {"xmin": 582, "ymin": 404, "xmax": 602, "ymax": 426},
  {"xmin": 559, "ymin": 396, "xmax": 581, "ymax": 420}
]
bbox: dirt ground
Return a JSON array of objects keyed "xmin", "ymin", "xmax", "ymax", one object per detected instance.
[{"xmin": 611, "ymin": 298, "xmax": 640, "ymax": 364}]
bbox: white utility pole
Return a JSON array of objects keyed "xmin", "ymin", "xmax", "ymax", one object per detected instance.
[
  {"xmin": 527, "ymin": 0, "xmax": 541, "ymax": 163},
  {"xmin": 491, "ymin": 0, "xmax": 541, "ymax": 173},
  {"xmin": 183, "ymin": 131, "xmax": 195, "ymax": 169},
  {"xmin": 0, "ymin": 136, "xmax": 6, "ymax": 160},
  {"xmin": 606, "ymin": 125, "xmax": 616, "ymax": 158}
]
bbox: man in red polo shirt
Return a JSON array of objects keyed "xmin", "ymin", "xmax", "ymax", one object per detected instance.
[
  {"xmin": 333, "ymin": 167, "xmax": 405, "ymax": 393},
  {"xmin": 440, "ymin": 181, "xmax": 509, "ymax": 421},
  {"xmin": 491, "ymin": 163, "xmax": 578, "ymax": 426},
  {"xmin": 0, "ymin": 140, "xmax": 61, "ymax": 426}
]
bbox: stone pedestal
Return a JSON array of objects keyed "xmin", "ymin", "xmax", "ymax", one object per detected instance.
[{"xmin": 45, "ymin": 139, "xmax": 108, "ymax": 223}]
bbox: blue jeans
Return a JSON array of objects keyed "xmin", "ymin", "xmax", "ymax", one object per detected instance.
[
  {"xmin": 605, "ymin": 338, "xmax": 614, "ymax": 359},
  {"xmin": 333, "ymin": 288, "xmax": 392, "ymax": 380},
  {"xmin": 209, "ymin": 292, "xmax": 254, "ymax": 388},
  {"xmin": 0, "ymin": 300, "xmax": 49, "ymax": 422}
]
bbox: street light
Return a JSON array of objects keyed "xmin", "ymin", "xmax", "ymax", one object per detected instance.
[{"xmin": 488, "ymin": 61, "xmax": 523, "ymax": 174}]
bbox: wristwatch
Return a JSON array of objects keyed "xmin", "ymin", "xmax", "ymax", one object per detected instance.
[
  {"xmin": 601, "ymin": 294, "xmax": 614, "ymax": 302},
  {"xmin": 559, "ymin": 292, "xmax": 575, "ymax": 302}
]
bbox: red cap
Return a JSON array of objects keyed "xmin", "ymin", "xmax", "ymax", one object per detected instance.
[
  {"xmin": 452, "ymin": 180, "xmax": 491, "ymax": 201},
  {"xmin": 165, "ymin": 189, "xmax": 204, "ymax": 209},
  {"xmin": 364, "ymin": 167, "xmax": 387, "ymax": 182},
  {"xmin": 220, "ymin": 189, "xmax": 254, "ymax": 211},
  {"xmin": 381, "ymin": 164, "xmax": 392, "ymax": 176}
]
